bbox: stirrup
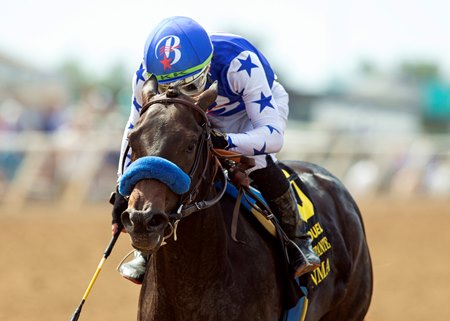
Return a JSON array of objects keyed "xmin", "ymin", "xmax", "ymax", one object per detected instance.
[
  {"xmin": 117, "ymin": 250, "xmax": 147, "ymax": 284},
  {"xmin": 286, "ymin": 239, "xmax": 320, "ymax": 278}
]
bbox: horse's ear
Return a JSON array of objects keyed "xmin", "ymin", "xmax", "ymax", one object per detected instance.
[
  {"xmin": 142, "ymin": 74, "xmax": 158, "ymax": 103},
  {"xmin": 196, "ymin": 81, "xmax": 218, "ymax": 111}
]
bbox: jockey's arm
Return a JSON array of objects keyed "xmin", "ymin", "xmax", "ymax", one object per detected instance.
[{"xmin": 224, "ymin": 53, "xmax": 284, "ymax": 156}]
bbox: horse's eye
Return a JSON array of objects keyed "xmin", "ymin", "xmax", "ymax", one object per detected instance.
[{"xmin": 186, "ymin": 141, "xmax": 196, "ymax": 153}]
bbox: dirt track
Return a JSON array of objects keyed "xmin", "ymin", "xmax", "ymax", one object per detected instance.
[{"xmin": 0, "ymin": 197, "xmax": 449, "ymax": 321}]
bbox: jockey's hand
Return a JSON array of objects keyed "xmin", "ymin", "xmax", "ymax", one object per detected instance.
[
  {"xmin": 110, "ymin": 188, "xmax": 128, "ymax": 235},
  {"xmin": 229, "ymin": 165, "xmax": 250, "ymax": 189},
  {"xmin": 211, "ymin": 129, "xmax": 229, "ymax": 149},
  {"xmin": 112, "ymin": 223, "xmax": 123, "ymax": 235}
]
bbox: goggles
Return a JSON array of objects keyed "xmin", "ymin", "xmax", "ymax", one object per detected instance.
[{"xmin": 158, "ymin": 65, "xmax": 210, "ymax": 97}]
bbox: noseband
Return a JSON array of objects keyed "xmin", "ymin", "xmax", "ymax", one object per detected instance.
[{"xmin": 121, "ymin": 96, "xmax": 227, "ymax": 225}]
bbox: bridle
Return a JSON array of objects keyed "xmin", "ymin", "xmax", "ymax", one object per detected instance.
[{"xmin": 122, "ymin": 95, "xmax": 228, "ymax": 233}]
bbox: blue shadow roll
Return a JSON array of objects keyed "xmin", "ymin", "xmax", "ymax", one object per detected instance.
[{"xmin": 119, "ymin": 156, "xmax": 191, "ymax": 196}]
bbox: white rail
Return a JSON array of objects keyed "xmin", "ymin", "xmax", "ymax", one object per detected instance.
[{"xmin": 0, "ymin": 128, "xmax": 449, "ymax": 208}]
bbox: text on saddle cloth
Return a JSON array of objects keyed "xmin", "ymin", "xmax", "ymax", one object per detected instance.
[{"xmin": 279, "ymin": 163, "xmax": 333, "ymax": 288}]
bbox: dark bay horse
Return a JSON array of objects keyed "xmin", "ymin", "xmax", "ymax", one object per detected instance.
[{"xmin": 119, "ymin": 77, "xmax": 373, "ymax": 321}]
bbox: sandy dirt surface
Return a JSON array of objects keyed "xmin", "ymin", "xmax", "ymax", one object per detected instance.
[{"xmin": 0, "ymin": 197, "xmax": 449, "ymax": 321}]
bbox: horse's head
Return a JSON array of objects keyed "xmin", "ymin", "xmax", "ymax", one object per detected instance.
[{"xmin": 120, "ymin": 75, "xmax": 218, "ymax": 254}]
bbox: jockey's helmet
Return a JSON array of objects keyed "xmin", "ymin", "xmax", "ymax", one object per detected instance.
[{"xmin": 143, "ymin": 16, "xmax": 213, "ymax": 96}]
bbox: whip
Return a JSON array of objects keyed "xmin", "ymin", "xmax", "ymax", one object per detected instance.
[{"xmin": 69, "ymin": 229, "xmax": 121, "ymax": 321}]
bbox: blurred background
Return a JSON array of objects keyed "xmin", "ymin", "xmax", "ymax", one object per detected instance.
[{"xmin": 1, "ymin": 0, "xmax": 449, "ymax": 320}]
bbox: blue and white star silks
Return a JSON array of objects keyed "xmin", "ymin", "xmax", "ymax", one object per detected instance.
[
  {"xmin": 254, "ymin": 93, "xmax": 274, "ymax": 112},
  {"xmin": 237, "ymin": 55, "xmax": 258, "ymax": 76},
  {"xmin": 206, "ymin": 33, "xmax": 287, "ymax": 159},
  {"xmin": 117, "ymin": 66, "xmax": 152, "ymax": 175},
  {"xmin": 117, "ymin": 32, "xmax": 289, "ymax": 177},
  {"xmin": 132, "ymin": 97, "xmax": 142, "ymax": 113},
  {"xmin": 135, "ymin": 64, "xmax": 146, "ymax": 85}
]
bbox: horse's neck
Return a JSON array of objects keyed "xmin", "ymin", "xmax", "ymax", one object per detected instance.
[
  {"xmin": 154, "ymin": 203, "xmax": 228, "ymax": 281},
  {"xmin": 156, "ymin": 162, "xmax": 228, "ymax": 276}
]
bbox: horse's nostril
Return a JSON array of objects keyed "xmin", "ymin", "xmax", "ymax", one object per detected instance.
[
  {"xmin": 145, "ymin": 213, "xmax": 169, "ymax": 232},
  {"xmin": 122, "ymin": 209, "xmax": 168, "ymax": 233},
  {"xmin": 121, "ymin": 211, "xmax": 132, "ymax": 229}
]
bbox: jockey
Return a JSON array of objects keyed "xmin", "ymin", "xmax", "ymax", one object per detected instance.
[{"xmin": 111, "ymin": 16, "xmax": 320, "ymax": 284}]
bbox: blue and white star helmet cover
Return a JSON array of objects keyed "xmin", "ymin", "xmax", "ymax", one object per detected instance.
[{"xmin": 144, "ymin": 16, "xmax": 213, "ymax": 84}]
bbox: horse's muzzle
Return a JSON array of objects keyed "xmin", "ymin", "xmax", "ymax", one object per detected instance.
[{"xmin": 122, "ymin": 208, "xmax": 169, "ymax": 253}]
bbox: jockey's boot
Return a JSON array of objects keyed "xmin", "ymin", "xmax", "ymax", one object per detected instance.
[
  {"xmin": 269, "ymin": 188, "xmax": 321, "ymax": 278},
  {"xmin": 118, "ymin": 250, "xmax": 148, "ymax": 284}
]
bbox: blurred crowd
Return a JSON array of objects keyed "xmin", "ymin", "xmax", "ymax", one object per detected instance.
[
  {"xmin": 282, "ymin": 125, "xmax": 450, "ymax": 200},
  {"xmin": 0, "ymin": 82, "xmax": 126, "ymax": 204},
  {"xmin": 1, "ymin": 56, "xmax": 450, "ymax": 206}
]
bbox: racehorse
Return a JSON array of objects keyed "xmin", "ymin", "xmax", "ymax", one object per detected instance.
[{"xmin": 119, "ymin": 76, "xmax": 373, "ymax": 321}]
